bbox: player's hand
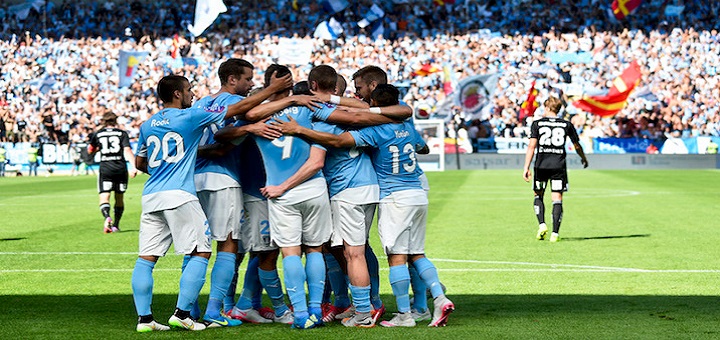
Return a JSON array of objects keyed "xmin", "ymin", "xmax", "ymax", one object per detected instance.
[
  {"xmin": 267, "ymin": 70, "xmax": 293, "ymax": 93},
  {"xmin": 260, "ymin": 185, "xmax": 285, "ymax": 199},
  {"xmin": 129, "ymin": 168, "xmax": 138, "ymax": 179},
  {"xmin": 250, "ymin": 119, "xmax": 282, "ymax": 139},
  {"xmin": 293, "ymin": 95, "xmax": 324, "ymax": 110},
  {"xmin": 523, "ymin": 168, "xmax": 531, "ymax": 182},
  {"xmin": 270, "ymin": 116, "xmax": 301, "ymax": 135},
  {"xmin": 582, "ymin": 158, "xmax": 589, "ymax": 168}
]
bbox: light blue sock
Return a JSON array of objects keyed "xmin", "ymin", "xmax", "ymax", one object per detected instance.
[
  {"xmin": 177, "ymin": 256, "xmax": 209, "ymax": 311},
  {"xmin": 413, "ymin": 257, "xmax": 444, "ymax": 298},
  {"xmin": 131, "ymin": 258, "xmax": 155, "ymax": 316},
  {"xmin": 204, "ymin": 252, "xmax": 236, "ymax": 317},
  {"xmin": 324, "ymin": 253, "xmax": 350, "ymax": 308},
  {"xmin": 349, "ymin": 284, "xmax": 371, "ymax": 314},
  {"xmin": 235, "ymin": 256, "xmax": 260, "ymax": 310},
  {"xmin": 409, "ymin": 265, "xmax": 427, "ymax": 312},
  {"xmin": 388, "ymin": 265, "xmax": 411, "ymax": 313},
  {"xmin": 259, "ymin": 268, "xmax": 289, "ymax": 316},
  {"xmin": 181, "ymin": 255, "xmax": 201, "ymax": 319},
  {"xmin": 305, "ymin": 252, "xmax": 326, "ymax": 310},
  {"xmin": 365, "ymin": 245, "xmax": 382, "ymax": 309},
  {"xmin": 224, "ymin": 253, "xmax": 242, "ymax": 312},
  {"xmin": 282, "ymin": 255, "xmax": 307, "ymax": 313}
]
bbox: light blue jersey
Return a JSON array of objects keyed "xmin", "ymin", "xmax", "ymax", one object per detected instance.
[
  {"xmin": 313, "ymin": 120, "xmax": 378, "ymax": 201},
  {"xmin": 238, "ymin": 137, "xmax": 266, "ymax": 201},
  {"xmin": 136, "ymin": 107, "xmax": 225, "ymax": 212},
  {"xmin": 350, "ymin": 120, "xmax": 424, "ymax": 199},
  {"xmin": 254, "ymin": 104, "xmax": 335, "ymax": 187},
  {"xmin": 193, "ymin": 93, "xmax": 245, "ymax": 190}
]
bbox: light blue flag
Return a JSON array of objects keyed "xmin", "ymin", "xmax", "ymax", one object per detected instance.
[
  {"xmin": 358, "ymin": 3, "xmax": 385, "ymax": 28},
  {"xmin": 313, "ymin": 17, "xmax": 344, "ymax": 40},
  {"xmin": 118, "ymin": 50, "xmax": 149, "ymax": 88}
]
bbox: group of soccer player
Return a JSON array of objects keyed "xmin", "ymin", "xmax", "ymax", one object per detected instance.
[{"xmin": 127, "ymin": 59, "xmax": 455, "ymax": 332}]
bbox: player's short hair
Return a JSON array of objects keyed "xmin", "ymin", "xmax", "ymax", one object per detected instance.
[
  {"xmin": 157, "ymin": 75, "xmax": 188, "ymax": 103},
  {"xmin": 264, "ymin": 64, "xmax": 292, "ymax": 88},
  {"xmin": 101, "ymin": 111, "xmax": 117, "ymax": 125},
  {"xmin": 218, "ymin": 58, "xmax": 254, "ymax": 85},
  {"xmin": 293, "ymin": 80, "xmax": 312, "ymax": 95},
  {"xmin": 371, "ymin": 84, "xmax": 399, "ymax": 107},
  {"xmin": 308, "ymin": 65, "xmax": 337, "ymax": 92},
  {"xmin": 352, "ymin": 65, "xmax": 387, "ymax": 85},
  {"xmin": 336, "ymin": 75, "xmax": 347, "ymax": 95},
  {"xmin": 544, "ymin": 96, "xmax": 563, "ymax": 114}
]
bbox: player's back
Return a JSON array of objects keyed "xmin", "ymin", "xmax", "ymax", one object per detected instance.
[
  {"xmin": 531, "ymin": 117, "xmax": 578, "ymax": 169},
  {"xmin": 138, "ymin": 107, "xmax": 224, "ymax": 208},
  {"xmin": 91, "ymin": 127, "xmax": 130, "ymax": 173},
  {"xmin": 254, "ymin": 105, "xmax": 327, "ymax": 187},
  {"xmin": 193, "ymin": 93, "xmax": 244, "ymax": 188},
  {"xmin": 351, "ymin": 120, "xmax": 424, "ymax": 200},
  {"xmin": 313, "ymin": 120, "xmax": 378, "ymax": 201}
]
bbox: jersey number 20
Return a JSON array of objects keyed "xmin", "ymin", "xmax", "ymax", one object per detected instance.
[{"xmin": 147, "ymin": 132, "xmax": 185, "ymax": 168}]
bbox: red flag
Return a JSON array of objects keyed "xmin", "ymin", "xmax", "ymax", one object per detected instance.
[
  {"xmin": 519, "ymin": 80, "xmax": 539, "ymax": 121},
  {"xmin": 612, "ymin": 0, "xmax": 643, "ymax": 20},
  {"xmin": 572, "ymin": 61, "xmax": 641, "ymax": 117},
  {"xmin": 442, "ymin": 66, "xmax": 452, "ymax": 95},
  {"xmin": 171, "ymin": 34, "xmax": 179, "ymax": 59},
  {"xmin": 412, "ymin": 64, "xmax": 441, "ymax": 77}
]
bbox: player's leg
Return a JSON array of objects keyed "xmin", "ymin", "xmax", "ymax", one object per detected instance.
[
  {"xmin": 549, "ymin": 169, "xmax": 568, "ymax": 242},
  {"xmin": 198, "ymin": 189, "xmax": 242, "ymax": 327},
  {"xmin": 257, "ymin": 249, "xmax": 292, "ymax": 323},
  {"xmin": 406, "ymin": 204, "xmax": 454, "ymax": 327},
  {"xmin": 111, "ymin": 173, "xmax": 129, "ymax": 231},
  {"xmin": 409, "ymin": 265, "xmax": 430, "ymax": 321},
  {"xmin": 334, "ymin": 201, "xmax": 373, "ymax": 327},
  {"xmin": 324, "ymin": 244, "xmax": 351, "ymax": 322},
  {"xmin": 269, "ymin": 200, "xmax": 311, "ymax": 328},
  {"xmin": 230, "ymin": 199, "xmax": 275, "ymax": 323},
  {"xmin": 132, "ymin": 211, "xmax": 171, "ymax": 332},
  {"xmin": 97, "ymin": 171, "xmax": 113, "ymax": 233},
  {"xmin": 376, "ymin": 203, "xmax": 415, "ymax": 327},
  {"xmin": 300, "ymin": 193, "xmax": 333, "ymax": 328},
  {"xmin": 533, "ymin": 169, "xmax": 548, "ymax": 240},
  {"xmin": 167, "ymin": 201, "xmax": 213, "ymax": 331}
]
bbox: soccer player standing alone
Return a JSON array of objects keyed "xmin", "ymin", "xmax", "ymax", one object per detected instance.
[
  {"xmin": 88, "ymin": 112, "xmax": 137, "ymax": 233},
  {"xmin": 523, "ymin": 96, "xmax": 589, "ymax": 242}
]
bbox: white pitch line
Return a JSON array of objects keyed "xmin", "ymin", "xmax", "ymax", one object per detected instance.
[{"xmin": 2, "ymin": 253, "xmax": 719, "ymax": 273}]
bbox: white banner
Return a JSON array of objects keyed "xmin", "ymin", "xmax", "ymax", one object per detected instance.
[{"xmin": 277, "ymin": 38, "xmax": 313, "ymax": 65}]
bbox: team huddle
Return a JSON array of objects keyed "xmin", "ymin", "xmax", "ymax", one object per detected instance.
[{"xmin": 126, "ymin": 59, "xmax": 455, "ymax": 332}]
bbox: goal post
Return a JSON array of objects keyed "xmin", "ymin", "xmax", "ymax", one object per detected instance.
[{"xmin": 413, "ymin": 119, "xmax": 446, "ymax": 172}]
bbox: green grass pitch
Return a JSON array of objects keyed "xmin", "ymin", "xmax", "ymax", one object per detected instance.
[{"xmin": 1, "ymin": 169, "xmax": 719, "ymax": 339}]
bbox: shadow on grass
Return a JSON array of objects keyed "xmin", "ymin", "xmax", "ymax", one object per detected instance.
[
  {"xmin": 1, "ymin": 294, "xmax": 719, "ymax": 339},
  {"xmin": 0, "ymin": 237, "xmax": 26, "ymax": 241},
  {"xmin": 563, "ymin": 234, "xmax": 651, "ymax": 241}
]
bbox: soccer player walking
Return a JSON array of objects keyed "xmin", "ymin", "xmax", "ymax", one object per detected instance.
[
  {"xmin": 88, "ymin": 112, "xmax": 137, "ymax": 233},
  {"xmin": 523, "ymin": 96, "xmax": 589, "ymax": 242}
]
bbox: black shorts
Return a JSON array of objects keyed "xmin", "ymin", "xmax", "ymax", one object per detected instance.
[
  {"xmin": 533, "ymin": 168, "xmax": 568, "ymax": 193},
  {"xmin": 97, "ymin": 170, "xmax": 128, "ymax": 193}
]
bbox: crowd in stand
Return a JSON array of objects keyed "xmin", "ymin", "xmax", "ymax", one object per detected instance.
[{"xmin": 0, "ymin": 0, "xmax": 718, "ymax": 150}]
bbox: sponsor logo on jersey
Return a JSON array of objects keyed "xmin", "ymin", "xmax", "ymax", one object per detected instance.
[{"xmin": 204, "ymin": 103, "xmax": 227, "ymax": 113}]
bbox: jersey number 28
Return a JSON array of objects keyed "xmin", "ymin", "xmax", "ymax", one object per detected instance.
[{"xmin": 538, "ymin": 127, "xmax": 566, "ymax": 147}]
